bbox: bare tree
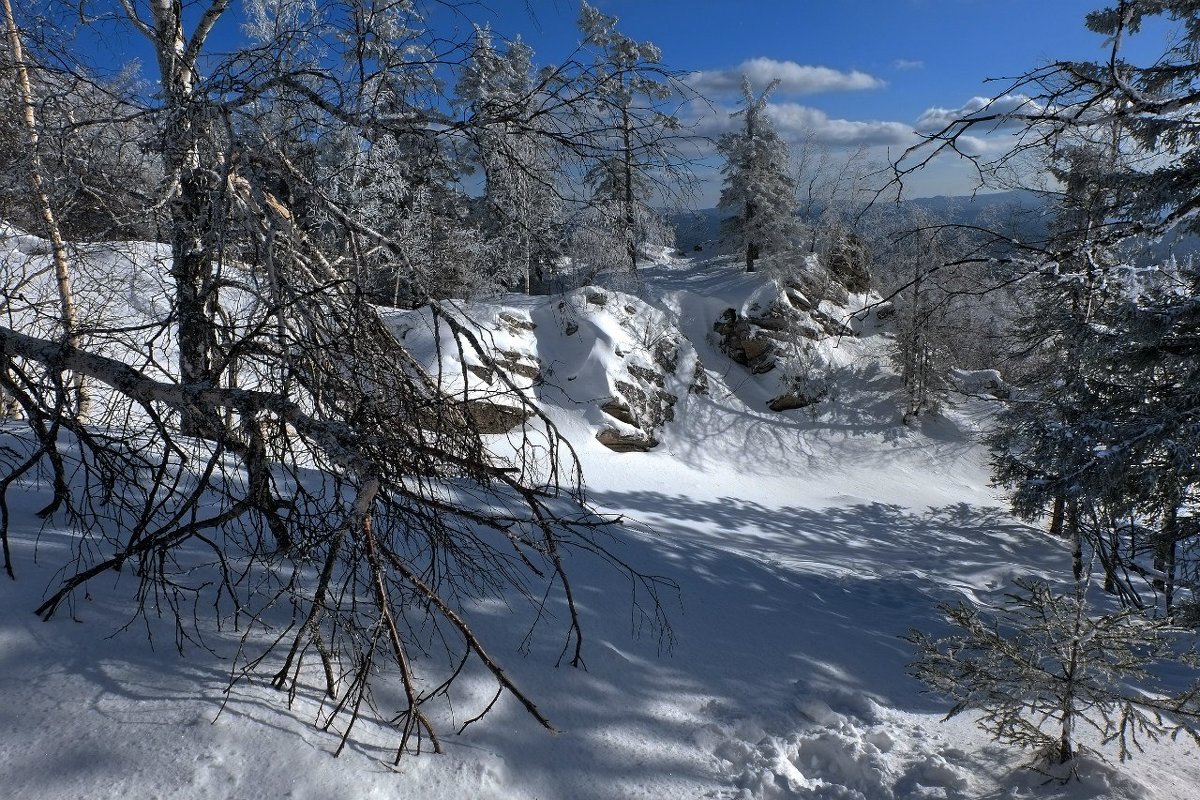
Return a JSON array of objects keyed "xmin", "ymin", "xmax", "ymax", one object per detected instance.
[
  {"xmin": 792, "ymin": 134, "xmax": 873, "ymax": 257},
  {"xmin": 0, "ymin": 0, "xmax": 677, "ymax": 759},
  {"xmin": 0, "ymin": 174, "xmax": 676, "ymax": 758}
]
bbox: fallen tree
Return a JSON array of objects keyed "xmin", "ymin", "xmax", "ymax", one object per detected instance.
[{"xmin": 0, "ymin": 279, "xmax": 674, "ymax": 759}]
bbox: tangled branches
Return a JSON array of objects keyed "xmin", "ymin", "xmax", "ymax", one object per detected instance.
[{"xmin": 0, "ymin": 208, "xmax": 674, "ymax": 759}]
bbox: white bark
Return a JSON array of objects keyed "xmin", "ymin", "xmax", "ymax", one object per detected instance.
[{"xmin": 2, "ymin": 0, "xmax": 87, "ymax": 417}]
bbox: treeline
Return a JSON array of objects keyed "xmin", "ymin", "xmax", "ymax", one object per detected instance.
[{"xmin": 0, "ymin": 1, "xmax": 699, "ymax": 306}]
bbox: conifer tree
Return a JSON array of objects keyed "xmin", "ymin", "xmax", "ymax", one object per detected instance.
[
  {"xmin": 458, "ymin": 27, "xmax": 562, "ymax": 293},
  {"xmin": 907, "ymin": 577, "xmax": 1200, "ymax": 769},
  {"xmin": 576, "ymin": 1, "xmax": 682, "ymax": 274},
  {"xmin": 717, "ymin": 77, "xmax": 799, "ymax": 272},
  {"xmin": 901, "ymin": 1, "xmax": 1200, "ymax": 767},
  {"xmin": 894, "ymin": 0, "xmax": 1200, "ymax": 613}
]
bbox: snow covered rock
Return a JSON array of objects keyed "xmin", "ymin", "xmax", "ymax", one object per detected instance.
[
  {"xmin": 460, "ymin": 399, "xmax": 532, "ymax": 434},
  {"xmin": 595, "ymin": 427, "xmax": 658, "ymax": 452},
  {"xmin": 713, "ymin": 308, "xmax": 777, "ymax": 374},
  {"xmin": 949, "ymin": 368, "xmax": 1010, "ymax": 399},
  {"xmin": 767, "ymin": 390, "xmax": 824, "ymax": 412}
]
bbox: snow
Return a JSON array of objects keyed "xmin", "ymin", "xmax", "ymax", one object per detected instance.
[{"xmin": 2, "ymin": 231, "xmax": 1198, "ymax": 799}]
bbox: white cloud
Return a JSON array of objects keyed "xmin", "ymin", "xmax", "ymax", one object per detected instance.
[
  {"xmin": 768, "ymin": 103, "xmax": 914, "ymax": 146},
  {"xmin": 892, "ymin": 58, "xmax": 924, "ymax": 71},
  {"xmin": 916, "ymin": 94, "xmax": 1038, "ymax": 131},
  {"xmin": 954, "ymin": 134, "xmax": 1015, "ymax": 158},
  {"xmin": 686, "ymin": 98, "xmax": 913, "ymax": 149},
  {"xmin": 687, "ymin": 57, "xmax": 885, "ymax": 97}
]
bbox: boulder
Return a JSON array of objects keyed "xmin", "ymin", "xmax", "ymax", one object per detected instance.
[
  {"xmin": 465, "ymin": 364, "xmax": 493, "ymax": 382},
  {"xmin": 793, "ymin": 321, "xmax": 824, "ymax": 341},
  {"xmin": 596, "ymin": 428, "xmax": 658, "ymax": 452},
  {"xmin": 713, "ymin": 308, "xmax": 776, "ymax": 374},
  {"xmin": 741, "ymin": 337, "xmax": 772, "ymax": 362},
  {"xmin": 949, "ymin": 368, "xmax": 1011, "ymax": 399},
  {"xmin": 628, "ymin": 364, "xmax": 665, "ymax": 388},
  {"xmin": 689, "ymin": 361, "xmax": 710, "ymax": 395},
  {"xmin": 767, "ymin": 392, "xmax": 819, "ymax": 412},
  {"xmin": 462, "ymin": 400, "xmax": 531, "ymax": 434},
  {"xmin": 498, "ymin": 311, "xmax": 536, "ymax": 333},
  {"xmin": 749, "ymin": 306, "xmax": 791, "ymax": 332},
  {"xmin": 600, "ymin": 399, "xmax": 637, "ymax": 426},
  {"xmin": 784, "ymin": 288, "xmax": 813, "ymax": 311},
  {"xmin": 614, "ymin": 379, "xmax": 677, "ymax": 428},
  {"xmin": 497, "ymin": 351, "xmax": 542, "ymax": 382},
  {"xmin": 811, "ymin": 309, "xmax": 855, "ymax": 338},
  {"xmin": 653, "ymin": 338, "xmax": 679, "ymax": 374}
]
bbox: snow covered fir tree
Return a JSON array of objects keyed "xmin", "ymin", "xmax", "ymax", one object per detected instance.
[
  {"xmin": 1, "ymin": 0, "xmax": 1199, "ymax": 797},
  {"xmin": 716, "ymin": 76, "xmax": 801, "ymax": 272}
]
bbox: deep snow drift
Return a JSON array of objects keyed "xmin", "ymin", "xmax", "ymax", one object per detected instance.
[{"xmin": 1, "ymin": 237, "xmax": 1197, "ymax": 799}]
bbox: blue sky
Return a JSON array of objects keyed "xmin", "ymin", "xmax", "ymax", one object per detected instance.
[
  {"xmin": 464, "ymin": 0, "xmax": 1160, "ymax": 200},
  {"xmin": 69, "ymin": 0, "xmax": 1168, "ymax": 201}
]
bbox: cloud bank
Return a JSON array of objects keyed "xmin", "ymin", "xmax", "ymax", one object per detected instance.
[
  {"xmin": 916, "ymin": 94, "xmax": 1037, "ymax": 131},
  {"xmin": 768, "ymin": 103, "xmax": 914, "ymax": 146},
  {"xmin": 686, "ymin": 97, "xmax": 913, "ymax": 149},
  {"xmin": 687, "ymin": 57, "xmax": 885, "ymax": 97}
]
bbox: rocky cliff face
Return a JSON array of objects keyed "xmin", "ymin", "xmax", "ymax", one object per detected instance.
[{"xmin": 388, "ymin": 252, "xmax": 877, "ymax": 454}]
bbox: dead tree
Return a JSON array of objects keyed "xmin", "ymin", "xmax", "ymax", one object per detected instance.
[{"xmin": 0, "ymin": 204, "xmax": 675, "ymax": 756}]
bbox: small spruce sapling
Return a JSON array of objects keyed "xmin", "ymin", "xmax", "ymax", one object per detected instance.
[{"xmin": 905, "ymin": 577, "xmax": 1200, "ymax": 774}]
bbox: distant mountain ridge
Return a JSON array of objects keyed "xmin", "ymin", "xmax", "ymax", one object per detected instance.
[
  {"xmin": 673, "ymin": 190, "xmax": 1200, "ymax": 265},
  {"xmin": 670, "ymin": 189, "xmax": 1051, "ymax": 253}
]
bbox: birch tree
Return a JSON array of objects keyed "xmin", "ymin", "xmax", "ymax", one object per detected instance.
[{"xmin": 2, "ymin": 0, "xmax": 85, "ymax": 417}]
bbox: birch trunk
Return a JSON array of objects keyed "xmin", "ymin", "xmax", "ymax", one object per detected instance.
[{"xmin": 2, "ymin": 0, "xmax": 87, "ymax": 418}]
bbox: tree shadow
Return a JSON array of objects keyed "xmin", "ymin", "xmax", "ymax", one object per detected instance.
[
  {"xmin": 581, "ymin": 491, "xmax": 1067, "ymax": 710},
  {"xmin": 420, "ymin": 492, "xmax": 1071, "ymax": 797},
  {"xmin": 0, "ymin": 481, "xmax": 1076, "ymax": 798}
]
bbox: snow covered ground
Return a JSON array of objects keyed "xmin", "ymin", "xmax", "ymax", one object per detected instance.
[{"xmin": 2, "ymin": 241, "xmax": 1198, "ymax": 799}]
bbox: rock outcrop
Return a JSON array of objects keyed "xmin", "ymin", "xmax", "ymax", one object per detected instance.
[
  {"xmin": 462, "ymin": 400, "xmax": 532, "ymax": 434},
  {"xmin": 713, "ymin": 309, "xmax": 777, "ymax": 374},
  {"xmin": 596, "ymin": 427, "xmax": 658, "ymax": 452}
]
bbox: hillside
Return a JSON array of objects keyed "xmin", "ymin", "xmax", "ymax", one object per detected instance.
[{"xmin": 1, "ymin": 233, "xmax": 1198, "ymax": 799}]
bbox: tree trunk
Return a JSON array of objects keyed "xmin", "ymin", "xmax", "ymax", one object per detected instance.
[
  {"xmin": 744, "ymin": 201, "xmax": 757, "ymax": 271},
  {"xmin": 0, "ymin": 355, "xmax": 20, "ymax": 419},
  {"xmin": 1103, "ymin": 509, "xmax": 1118, "ymax": 594},
  {"xmin": 621, "ymin": 103, "xmax": 638, "ymax": 274},
  {"xmin": 170, "ymin": 167, "xmax": 221, "ymax": 434},
  {"xmin": 1068, "ymin": 499, "xmax": 1083, "ymax": 584},
  {"xmin": 1057, "ymin": 695, "xmax": 1075, "ymax": 764},
  {"xmin": 1057, "ymin": 577, "xmax": 1086, "ymax": 765},
  {"xmin": 1049, "ymin": 491, "xmax": 1065, "ymax": 538},
  {"xmin": 1157, "ymin": 494, "xmax": 1179, "ymax": 614},
  {"xmin": 148, "ymin": 0, "xmax": 223, "ymax": 436},
  {"xmin": 3, "ymin": 0, "xmax": 87, "ymax": 419}
]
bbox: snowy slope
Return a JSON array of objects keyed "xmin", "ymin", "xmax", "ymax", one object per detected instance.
[{"xmin": 1, "ymin": 233, "xmax": 1198, "ymax": 800}]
